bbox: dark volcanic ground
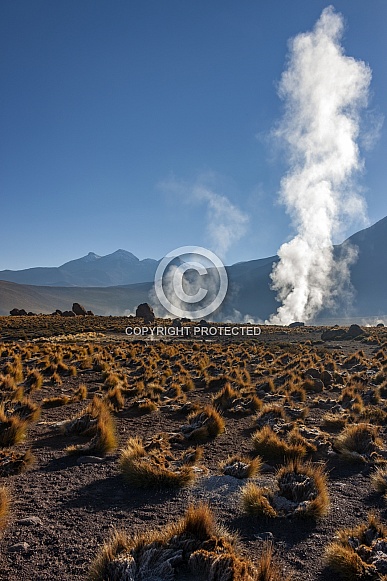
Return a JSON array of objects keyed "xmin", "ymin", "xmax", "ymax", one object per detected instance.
[{"xmin": 0, "ymin": 317, "xmax": 386, "ymax": 580}]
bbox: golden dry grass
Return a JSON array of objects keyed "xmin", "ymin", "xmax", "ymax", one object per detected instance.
[
  {"xmin": 335, "ymin": 423, "xmax": 383, "ymax": 461},
  {"xmin": 220, "ymin": 454, "xmax": 262, "ymax": 479},
  {"xmin": 252, "ymin": 426, "xmax": 307, "ymax": 464},
  {"xmin": 119, "ymin": 436, "xmax": 196, "ymax": 488},
  {"xmin": 326, "ymin": 513, "xmax": 387, "ymax": 579},
  {"xmin": 242, "ymin": 460, "xmax": 329, "ymax": 519},
  {"xmin": 89, "ymin": 504, "xmax": 288, "ymax": 581},
  {"xmin": 0, "ymin": 485, "xmax": 10, "ymax": 532},
  {"xmin": 0, "ymin": 405, "xmax": 28, "ymax": 447}
]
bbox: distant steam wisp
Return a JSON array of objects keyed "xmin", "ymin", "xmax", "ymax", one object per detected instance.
[{"xmin": 269, "ymin": 6, "xmax": 372, "ymax": 324}]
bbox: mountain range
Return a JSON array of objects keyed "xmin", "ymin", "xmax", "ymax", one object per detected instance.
[
  {"xmin": 0, "ymin": 216, "xmax": 386, "ymax": 321},
  {"xmin": 0, "ymin": 249, "xmax": 158, "ymax": 287}
]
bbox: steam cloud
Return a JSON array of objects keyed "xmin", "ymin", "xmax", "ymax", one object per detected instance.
[
  {"xmin": 160, "ymin": 177, "xmax": 249, "ymax": 259},
  {"xmin": 269, "ymin": 6, "xmax": 372, "ymax": 325}
]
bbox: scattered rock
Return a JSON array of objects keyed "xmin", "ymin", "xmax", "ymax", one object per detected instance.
[
  {"xmin": 321, "ymin": 324, "xmax": 367, "ymax": 342},
  {"xmin": 304, "ymin": 368, "xmax": 320, "ymax": 379},
  {"xmin": 255, "ymin": 532, "xmax": 274, "ymax": 541},
  {"xmin": 72, "ymin": 302, "xmax": 87, "ymax": 316},
  {"xmin": 321, "ymin": 370, "xmax": 333, "ymax": 387},
  {"xmin": 135, "ymin": 303, "xmax": 155, "ymax": 323},
  {"xmin": 77, "ymin": 456, "xmax": 106, "ymax": 465},
  {"xmin": 223, "ymin": 460, "xmax": 250, "ymax": 479},
  {"xmin": 62, "ymin": 310, "xmax": 76, "ymax": 317},
  {"xmin": 9, "ymin": 308, "xmax": 28, "ymax": 316},
  {"xmin": 347, "ymin": 324, "xmax": 367, "ymax": 339},
  {"xmin": 321, "ymin": 328, "xmax": 345, "ymax": 341},
  {"xmin": 9, "ymin": 542, "xmax": 30, "ymax": 553},
  {"xmin": 261, "ymin": 463, "xmax": 276, "ymax": 474},
  {"xmin": 17, "ymin": 516, "xmax": 43, "ymax": 526}
]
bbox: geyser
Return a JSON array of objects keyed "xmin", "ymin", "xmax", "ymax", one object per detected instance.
[{"xmin": 269, "ymin": 6, "xmax": 372, "ymax": 325}]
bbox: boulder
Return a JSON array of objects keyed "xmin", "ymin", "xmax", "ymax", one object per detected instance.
[
  {"xmin": 62, "ymin": 310, "xmax": 76, "ymax": 317},
  {"xmin": 346, "ymin": 324, "xmax": 367, "ymax": 339},
  {"xmin": 321, "ymin": 370, "xmax": 333, "ymax": 387},
  {"xmin": 135, "ymin": 303, "xmax": 155, "ymax": 323},
  {"xmin": 321, "ymin": 328, "xmax": 346, "ymax": 341},
  {"xmin": 377, "ymin": 323, "xmax": 385, "ymax": 328},
  {"xmin": 321, "ymin": 324, "xmax": 367, "ymax": 342},
  {"xmin": 9, "ymin": 308, "xmax": 27, "ymax": 316},
  {"xmin": 72, "ymin": 303, "xmax": 87, "ymax": 316},
  {"xmin": 304, "ymin": 368, "xmax": 320, "ymax": 379},
  {"xmin": 86, "ymin": 310, "xmax": 94, "ymax": 316},
  {"xmin": 289, "ymin": 321, "xmax": 305, "ymax": 328}
]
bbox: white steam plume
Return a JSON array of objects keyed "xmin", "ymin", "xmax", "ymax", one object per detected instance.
[
  {"xmin": 160, "ymin": 177, "xmax": 249, "ymax": 259},
  {"xmin": 269, "ymin": 6, "xmax": 372, "ymax": 325}
]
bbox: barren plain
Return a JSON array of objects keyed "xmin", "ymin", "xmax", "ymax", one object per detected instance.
[{"xmin": 0, "ymin": 315, "xmax": 386, "ymax": 580}]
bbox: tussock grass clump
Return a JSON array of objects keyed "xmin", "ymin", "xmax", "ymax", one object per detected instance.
[
  {"xmin": 285, "ymin": 385, "xmax": 306, "ymax": 403},
  {"xmin": 242, "ymin": 483, "xmax": 277, "ymax": 518},
  {"xmin": 104, "ymin": 385, "xmax": 124, "ymax": 411},
  {"xmin": 205, "ymin": 374, "xmax": 229, "ymax": 391},
  {"xmin": 60, "ymin": 396, "xmax": 104, "ymax": 436},
  {"xmin": 3, "ymin": 358, "xmax": 23, "ymax": 383},
  {"xmin": 181, "ymin": 446, "xmax": 203, "ymax": 466},
  {"xmin": 220, "ymin": 454, "xmax": 262, "ymax": 479},
  {"xmin": 371, "ymin": 468, "xmax": 387, "ymax": 497},
  {"xmin": 7, "ymin": 398, "xmax": 41, "ymax": 422},
  {"xmin": 0, "ymin": 374, "xmax": 17, "ymax": 391},
  {"xmin": 252, "ymin": 426, "xmax": 307, "ymax": 464},
  {"xmin": 0, "ymin": 449, "xmax": 35, "ymax": 476},
  {"xmin": 72, "ymin": 383, "xmax": 88, "ymax": 401},
  {"xmin": 89, "ymin": 504, "xmax": 289, "ymax": 581},
  {"xmin": 242, "ymin": 460, "xmax": 329, "ymax": 519},
  {"xmin": 182, "ymin": 405, "xmax": 225, "ymax": 442},
  {"xmin": 326, "ymin": 513, "xmax": 387, "ymax": 580},
  {"xmin": 275, "ymin": 461, "xmax": 329, "ymax": 518},
  {"xmin": 357, "ymin": 405, "xmax": 387, "ymax": 425},
  {"xmin": 323, "ymin": 412, "xmax": 348, "ymax": 430},
  {"xmin": 287, "ymin": 427, "xmax": 318, "ymax": 455},
  {"xmin": 61, "ymin": 397, "xmax": 117, "ymax": 456},
  {"xmin": 137, "ymin": 398, "xmax": 158, "ymax": 413},
  {"xmin": 335, "ymin": 423, "xmax": 383, "ymax": 462},
  {"xmin": 24, "ymin": 368, "xmax": 43, "ymax": 391},
  {"xmin": 213, "ymin": 383, "xmax": 261, "ymax": 416},
  {"xmin": 254, "ymin": 543, "xmax": 292, "ymax": 581},
  {"xmin": 254, "ymin": 404, "xmax": 288, "ymax": 431},
  {"xmin": 103, "ymin": 372, "xmax": 121, "ymax": 389},
  {"xmin": 119, "ymin": 435, "xmax": 197, "ymax": 488},
  {"xmin": 0, "ymin": 485, "xmax": 10, "ymax": 532},
  {"xmin": 213, "ymin": 383, "xmax": 239, "ymax": 409},
  {"xmin": 0, "ymin": 405, "xmax": 28, "ymax": 447},
  {"xmin": 41, "ymin": 395, "xmax": 71, "ymax": 408},
  {"xmin": 50, "ymin": 372, "xmax": 62, "ymax": 385}
]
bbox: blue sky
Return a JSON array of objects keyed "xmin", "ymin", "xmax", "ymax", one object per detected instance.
[{"xmin": 1, "ymin": 0, "xmax": 386, "ymax": 270}]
